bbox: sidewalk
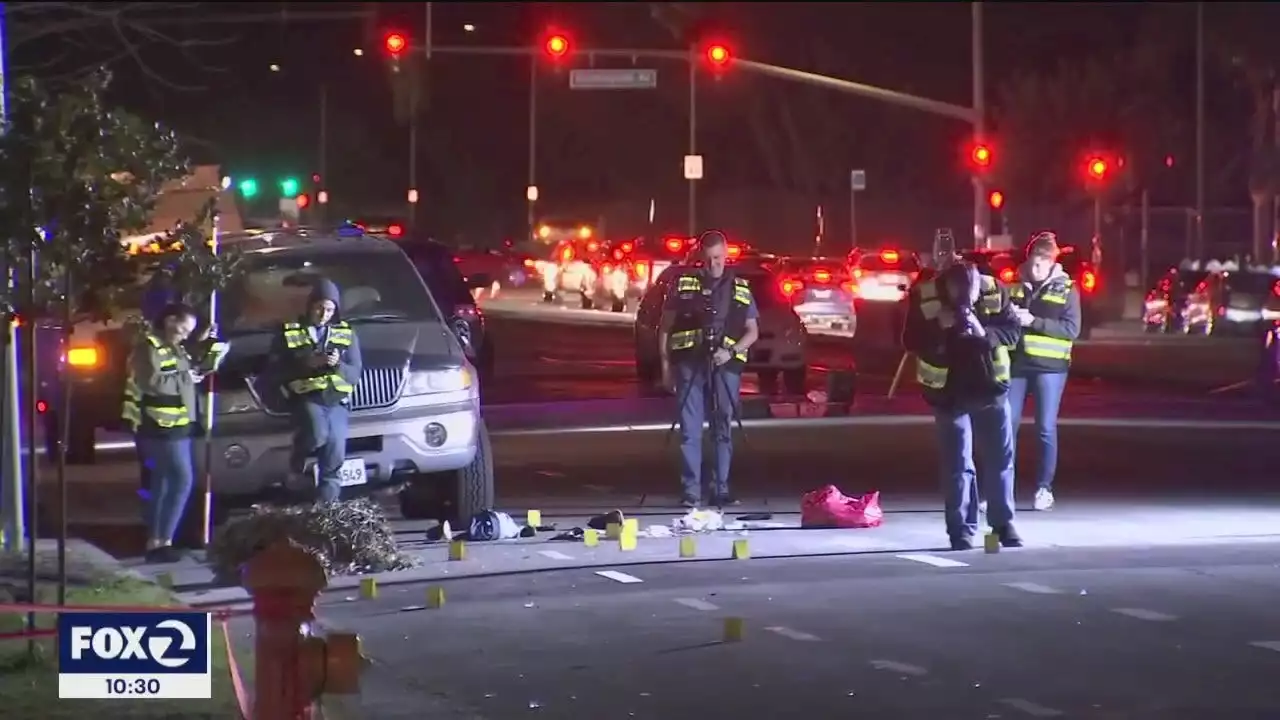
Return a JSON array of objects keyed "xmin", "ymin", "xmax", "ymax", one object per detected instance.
[{"xmin": 144, "ymin": 495, "xmax": 1280, "ymax": 611}]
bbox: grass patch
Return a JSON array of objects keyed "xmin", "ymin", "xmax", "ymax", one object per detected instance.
[{"xmin": 0, "ymin": 576, "xmax": 244, "ymax": 718}]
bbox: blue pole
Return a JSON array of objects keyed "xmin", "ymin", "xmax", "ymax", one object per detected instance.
[{"xmin": 0, "ymin": 1, "xmax": 26, "ymax": 552}]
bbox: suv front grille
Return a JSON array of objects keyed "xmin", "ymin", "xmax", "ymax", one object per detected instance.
[{"xmin": 351, "ymin": 367, "xmax": 405, "ymax": 411}]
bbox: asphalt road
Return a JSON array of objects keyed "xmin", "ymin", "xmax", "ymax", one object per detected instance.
[
  {"xmin": 478, "ymin": 291, "xmax": 1265, "ymax": 405},
  {"xmin": 313, "ymin": 541, "xmax": 1280, "ymax": 718}
]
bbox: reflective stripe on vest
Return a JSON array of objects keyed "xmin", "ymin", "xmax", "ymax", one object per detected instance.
[
  {"xmin": 915, "ymin": 346, "xmax": 1011, "ymax": 388},
  {"xmin": 666, "ymin": 274, "xmax": 752, "ymax": 364},
  {"xmin": 282, "ymin": 321, "xmax": 355, "ymax": 397},
  {"xmin": 122, "ymin": 333, "xmax": 187, "ymax": 429},
  {"xmin": 917, "ymin": 276, "xmax": 1002, "ymax": 319}
]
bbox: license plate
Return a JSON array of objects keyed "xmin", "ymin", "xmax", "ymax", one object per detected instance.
[
  {"xmin": 313, "ymin": 458, "xmax": 368, "ymax": 487},
  {"xmin": 811, "ymin": 289, "xmax": 832, "ymax": 300}
]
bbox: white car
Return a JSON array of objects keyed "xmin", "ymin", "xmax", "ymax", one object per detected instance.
[{"xmin": 633, "ymin": 264, "xmax": 808, "ymax": 396}]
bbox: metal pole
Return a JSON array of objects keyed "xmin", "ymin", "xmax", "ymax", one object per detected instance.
[
  {"xmin": 408, "ymin": 72, "xmax": 419, "ymax": 225},
  {"xmin": 1195, "ymin": 0, "xmax": 1206, "ymax": 258},
  {"xmin": 1093, "ymin": 196, "xmax": 1103, "ymax": 256},
  {"xmin": 1140, "ymin": 189, "xmax": 1150, "ymax": 296},
  {"xmin": 527, "ymin": 53, "xmax": 537, "ymax": 246},
  {"xmin": 23, "ymin": 225, "xmax": 38, "ymax": 658},
  {"xmin": 688, "ymin": 46, "xmax": 697, "ymax": 238},
  {"xmin": 971, "ymin": 1, "xmax": 988, "ymax": 250},
  {"xmin": 318, "ymin": 84, "xmax": 328, "ymax": 226},
  {"xmin": 0, "ymin": 1, "xmax": 24, "ymax": 554},
  {"xmin": 200, "ymin": 213, "xmax": 220, "ymax": 547},
  {"xmin": 849, "ymin": 185, "xmax": 858, "ymax": 249}
]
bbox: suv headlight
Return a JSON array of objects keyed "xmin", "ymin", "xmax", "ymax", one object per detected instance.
[
  {"xmin": 405, "ymin": 367, "xmax": 473, "ymax": 396},
  {"xmin": 215, "ymin": 389, "xmax": 259, "ymax": 415}
]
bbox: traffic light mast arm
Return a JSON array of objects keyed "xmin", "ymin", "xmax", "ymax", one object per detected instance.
[{"xmin": 407, "ymin": 44, "xmax": 978, "ymax": 124}]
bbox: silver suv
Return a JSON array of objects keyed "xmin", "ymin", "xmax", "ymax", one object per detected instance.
[{"xmin": 211, "ymin": 229, "xmax": 493, "ymax": 522}]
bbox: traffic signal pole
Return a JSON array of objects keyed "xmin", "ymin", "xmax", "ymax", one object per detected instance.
[{"xmin": 971, "ymin": 2, "xmax": 988, "ymax": 249}]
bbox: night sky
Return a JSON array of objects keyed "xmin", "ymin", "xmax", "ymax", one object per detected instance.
[{"xmin": 6, "ymin": 2, "xmax": 1265, "ymax": 254}]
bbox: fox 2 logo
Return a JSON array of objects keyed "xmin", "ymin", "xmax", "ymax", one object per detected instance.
[{"xmin": 58, "ymin": 612, "xmax": 211, "ymax": 675}]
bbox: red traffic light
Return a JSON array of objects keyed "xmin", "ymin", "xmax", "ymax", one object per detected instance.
[
  {"xmin": 296, "ymin": 193, "xmax": 310, "ymax": 209},
  {"xmin": 989, "ymin": 191, "xmax": 1005, "ymax": 209},
  {"xmin": 971, "ymin": 143, "xmax": 993, "ymax": 168},
  {"xmin": 384, "ymin": 32, "xmax": 407, "ymax": 57},
  {"xmin": 706, "ymin": 43, "xmax": 731, "ymax": 67},
  {"xmin": 544, "ymin": 33, "xmax": 569, "ymax": 58},
  {"xmin": 1087, "ymin": 157, "xmax": 1108, "ymax": 180}
]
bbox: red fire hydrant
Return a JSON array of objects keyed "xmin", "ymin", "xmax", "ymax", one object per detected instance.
[{"xmin": 243, "ymin": 541, "xmax": 363, "ymax": 720}]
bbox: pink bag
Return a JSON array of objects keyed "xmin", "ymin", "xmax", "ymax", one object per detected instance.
[{"xmin": 800, "ymin": 486, "xmax": 884, "ymax": 528}]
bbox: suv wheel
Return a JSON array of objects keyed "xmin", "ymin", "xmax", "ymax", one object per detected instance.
[
  {"xmin": 611, "ymin": 299, "xmax": 626, "ymax": 313},
  {"xmin": 398, "ymin": 421, "xmax": 495, "ymax": 525},
  {"xmin": 580, "ymin": 294, "xmax": 595, "ymax": 310}
]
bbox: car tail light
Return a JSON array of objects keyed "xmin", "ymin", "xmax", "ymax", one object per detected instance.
[
  {"xmin": 664, "ymin": 237, "xmax": 685, "ymax": 253},
  {"xmin": 66, "ymin": 345, "xmax": 100, "ymax": 369},
  {"xmin": 388, "ymin": 223, "xmax": 404, "ymax": 237},
  {"xmin": 880, "ymin": 249, "xmax": 900, "ymax": 263},
  {"xmin": 620, "ymin": 241, "xmax": 634, "ymax": 253},
  {"xmin": 812, "ymin": 269, "xmax": 832, "ymax": 284},
  {"xmin": 602, "ymin": 263, "xmax": 613, "ymax": 275},
  {"xmin": 1273, "ymin": 280, "xmax": 1280, "ymax": 297},
  {"xmin": 36, "ymin": 400, "xmax": 47, "ymax": 414},
  {"xmin": 1081, "ymin": 269, "xmax": 1098, "ymax": 293},
  {"xmin": 634, "ymin": 261, "xmax": 649, "ymax": 279},
  {"xmin": 779, "ymin": 277, "xmax": 804, "ymax": 298},
  {"xmin": 560, "ymin": 247, "xmax": 574, "ymax": 263},
  {"xmin": 727, "ymin": 244, "xmax": 743, "ymax": 260},
  {"xmin": 852, "ymin": 268, "xmax": 863, "ymax": 279},
  {"xmin": 998, "ymin": 267, "xmax": 1016, "ymax": 284},
  {"xmin": 523, "ymin": 258, "xmax": 535, "ymax": 268},
  {"xmin": 841, "ymin": 280, "xmax": 858, "ymax": 294},
  {"xmin": 454, "ymin": 304, "xmax": 479, "ymax": 321},
  {"xmin": 452, "ymin": 256, "xmax": 462, "ymax": 264}
]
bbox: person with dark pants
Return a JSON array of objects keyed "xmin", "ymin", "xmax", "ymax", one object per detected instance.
[
  {"xmin": 268, "ymin": 278, "xmax": 362, "ymax": 503},
  {"xmin": 903, "ymin": 258, "xmax": 1024, "ymax": 550},
  {"xmin": 659, "ymin": 231, "xmax": 760, "ymax": 508},
  {"xmin": 125, "ymin": 303, "xmax": 202, "ymax": 563},
  {"xmin": 1007, "ymin": 232, "xmax": 1081, "ymax": 512}
]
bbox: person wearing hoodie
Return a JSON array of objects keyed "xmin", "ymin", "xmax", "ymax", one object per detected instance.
[
  {"xmin": 1007, "ymin": 232, "xmax": 1081, "ymax": 512},
  {"xmin": 126, "ymin": 303, "xmax": 202, "ymax": 563},
  {"xmin": 269, "ymin": 278, "xmax": 364, "ymax": 503}
]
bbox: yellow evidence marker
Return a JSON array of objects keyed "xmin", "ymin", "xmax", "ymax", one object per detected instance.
[
  {"xmin": 427, "ymin": 586, "xmax": 446, "ymax": 609},
  {"xmin": 679, "ymin": 536, "xmax": 697, "ymax": 558},
  {"xmin": 731, "ymin": 538, "xmax": 750, "ymax": 560},
  {"xmin": 583, "ymin": 529, "xmax": 600, "ymax": 547},
  {"xmin": 723, "ymin": 617, "xmax": 745, "ymax": 643},
  {"xmin": 618, "ymin": 528, "xmax": 638, "ymax": 551},
  {"xmin": 448, "ymin": 540, "xmax": 467, "ymax": 561},
  {"xmin": 606, "ymin": 522, "xmax": 622, "ymax": 540},
  {"xmin": 359, "ymin": 577, "xmax": 378, "ymax": 599},
  {"xmin": 984, "ymin": 532, "xmax": 1000, "ymax": 554},
  {"xmin": 526, "ymin": 510, "xmax": 542, "ymax": 526}
]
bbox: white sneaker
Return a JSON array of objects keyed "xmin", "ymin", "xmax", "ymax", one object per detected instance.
[{"xmin": 1033, "ymin": 488, "xmax": 1055, "ymax": 511}]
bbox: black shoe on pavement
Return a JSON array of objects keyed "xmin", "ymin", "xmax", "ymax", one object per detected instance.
[
  {"xmin": 949, "ymin": 536, "xmax": 975, "ymax": 551},
  {"xmin": 680, "ymin": 495, "xmax": 699, "ymax": 508},
  {"xmin": 144, "ymin": 546, "xmax": 185, "ymax": 564},
  {"xmin": 996, "ymin": 525, "xmax": 1024, "ymax": 548},
  {"xmin": 712, "ymin": 495, "xmax": 741, "ymax": 508}
]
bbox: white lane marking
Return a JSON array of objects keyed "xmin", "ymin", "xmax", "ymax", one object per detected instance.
[
  {"xmin": 764, "ymin": 626, "xmax": 821, "ymax": 642},
  {"xmin": 1249, "ymin": 641, "xmax": 1280, "ymax": 652},
  {"xmin": 897, "ymin": 553, "xmax": 970, "ymax": 568},
  {"xmin": 595, "ymin": 570, "xmax": 644, "ymax": 584},
  {"xmin": 1003, "ymin": 582, "xmax": 1061, "ymax": 595},
  {"xmin": 1111, "ymin": 608, "xmax": 1177, "ymax": 622},
  {"xmin": 999, "ymin": 698, "xmax": 1065, "ymax": 717},
  {"xmin": 673, "ymin": 598, "xmax": 720, "ymax": 611},
  {"xmin": 869, "ymin": 659, "xmax": 928, "ymax": 676},
  {"xmin": 537, "ymin": 550, "xmax": 573, "ymax": 560}
]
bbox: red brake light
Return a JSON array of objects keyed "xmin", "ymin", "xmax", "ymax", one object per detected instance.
[
  {"xmin": 612, "ymin": 249, "xmax": 624, "ymax": 261},
  {"xmin": 452, "ymin": 256, "xmax": 462, "ymax": 264},
  {"xmin": 812, "ymin": 269, "xmax": 832, "ymax": 283},
  {"xmin": 779, "ymin": 277, "xmax": 804, "ymax": 298},
  {"xmin": 664, "ymin": 238, "xmax": 685, "ymax": 253},
  {"xmin": 1273, "ymin": 280, "xmax": 1280, "ymax": 298},
  {"xmin": 560, "ymin": 247, "xmax": 573, "ymax": 262},
  {"xmin": 841, "ymin": 280, "xmax": 859, "ymax": 294},
  {"xmin": 634, "ymin": 261, "xmax": 649, "ymax": 279},
  {"xmin": 523, "ymin": 258, "xmax": 535, "ymax": 268},
  {"xmin": 1081, "ymin": 270, "xmax": 1098, "ymax": 293},
  {"xmin": 586, "ymin": 241, "xmax": 600, "ymax": 253},
  {"xmin": 621, "ymin": 242, "xmax": 634, "ymax": 253},
  {"xmin": 36, "ymin": 400, "xmax": 47, "ymax": 414},
  {"xmin": 602, "ymin": 263, "xmax": 613, "ymax": 275},
  {"xmin": 453, "ymin": 304, "xmax": 479, "ymax": 321},
  {"xmin": 880, "ymin": 249, "xmax": 900, "ymax": 264},
  {"xmin": 388, "ymin": 223, "xmax": 404, "ymax": 237},
  {"xmin": 998, "ymin": 267, "xmax": 1016, "ymax": 284},
  {"xmin": 726, "ymin": 244, "xmax": 743, "ymax": 260}
]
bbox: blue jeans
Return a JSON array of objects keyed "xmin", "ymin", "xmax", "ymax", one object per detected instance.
[
  {"xmin": 933, "ymin": 396, "xmax": 1016, "ymax": 539},
  {"xmin": 675, "ymin": 361, "xmax": 741, "ymax": 500},
  {"xmin": 1007, "ymin": 373, "xmax": 1067, "ymax": 492},
  {"xmin": 138, "ymin": 435, "xmax": 195, "ymax": 542},
  {"xmin": 291, "ymin": 402, "xmax": 349, "ymax": 502}
]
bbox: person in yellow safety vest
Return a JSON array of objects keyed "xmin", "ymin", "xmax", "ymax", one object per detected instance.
[
  {"xmin": 1007, "ymin": 232, "xmax": 1081, "ymax": 512},
  {"xmin": 901, "ymin": 257, "xmax": 1025, "ymax": 551},
  {"xmin": 125, "ymin": 303, "xmax": 202, "ymax": 563},
  {"xmin": 267, "ymin": 278, "xmax": 363, "ymax": 503},
  {"xmin": 660, "ymin": 230, "xmax": 760, "ymax": 508}
]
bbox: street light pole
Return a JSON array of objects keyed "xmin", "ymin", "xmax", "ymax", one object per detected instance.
[
  {"xmin": 527, "ymin": 52, "xmax": 538, "ymax": 246},
  {"xmin": 688, "ymin": 44, "xmax": 698, "ymax": 238},
  {"xmin": 1195, "ymin": 0, "xmax": 1206, "ymax": 258},
  {"xmin": 0, "ymin": 1, "xmax": 23, "ymax": 553},
  {"xmin": 318, "ymin": 84, "xmax": 328, "ymax": 226},
  {"xmin": 971, "ymin": 1, "xmax": 988, "ymax": 249}
]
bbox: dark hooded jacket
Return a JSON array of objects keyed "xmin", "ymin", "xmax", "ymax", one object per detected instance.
[{"xmin": 266, "ymin": 278, "xmax": 364, "ymax": 406}]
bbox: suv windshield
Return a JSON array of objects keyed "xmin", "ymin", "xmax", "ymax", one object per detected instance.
[
  {"xmin": 219, "ymin": 249, "xmax": 442, "ymax": 334},
  {"xmin": 1224, "ymin": 271, "xmax": 1279, "ymax": 297}
]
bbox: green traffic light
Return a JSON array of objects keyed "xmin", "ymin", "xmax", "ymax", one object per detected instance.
[
  {"xmin": 280, "ymin": 177, "xmax": 300, "ymax": 197},
  {"xmin": 238, "ymin": 178, "xmax": 259, "ymax": 198}
]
